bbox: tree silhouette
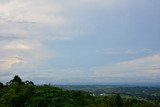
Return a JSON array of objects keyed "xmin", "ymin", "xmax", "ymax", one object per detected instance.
[
  {"xmin": 25, "ymin": 80, "xmax": 34, "ymax": 86},
  {"xmin": 7, "ymin": 75, "xmax": 24, "ymax": 85}
]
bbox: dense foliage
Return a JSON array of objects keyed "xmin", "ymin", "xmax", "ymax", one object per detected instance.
[{"xmin": 0, "ymin": 76, "xmax": 160, "ymax": 107}]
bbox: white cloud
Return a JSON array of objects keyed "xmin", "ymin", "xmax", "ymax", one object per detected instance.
[
  {"xmin": 0, "ymin": 0, "xmax": 89, "ymax": 72},
  {"xmin": 98, "ymin": 48, "xmax": 160, "ymax": 55},
  {"xmin": 93, "ymin": 54, "xmax": 160, "ymax": 83},
  {"xmin": 0, "ymin": 57, "xmax": 25, "ymax": 69},
  {"xmin": 0, "ymin": 0, "xmax": 126, "ymax": 26},
  {"xmin": 4, "ymin": 41, "xmax": 32, "ymax": 50},
  {"xmin": 0, "ymin": 0, "xmax": 73, "ymax": 42},
  {"xmin": 116, "ymin": 54, "xmax": 160, "ymax": 73},
  {"xmin": 0, "ymin": 0, "xmax": 128, "ymax": 43},
  {"xmin": 0, "ymin": 39, "xmax": 52, "ymax": 71},
  {"xmin": 0, "ymin": 0, "xmax": 65, "ymax": 25}
]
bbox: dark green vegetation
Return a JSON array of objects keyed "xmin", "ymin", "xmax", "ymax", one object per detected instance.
[
  {"xmin": 0, "ymin": 76, "xmax": 160, "ymax": 107},
  {"xmin": 59, "ymin": 85, "xmax": 160, "ymax": 100}
]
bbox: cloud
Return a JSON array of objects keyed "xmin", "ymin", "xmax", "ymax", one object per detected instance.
[
  {"xmin": 20, "ymin": 54, "xmax": 160, "ymax": 84},
  {"xmin": 3, "ymin": 41, "xmax": 32, "ymax": 50},
  {"xmin": 65, "ymin": 0, "xmax": 124, "ymax": 9},
  {"xmin": 0, "ymin": 0, "xmax": 99, "ymax": 48},
  {"xmin": 0, "ymin": 35, "xmax": 25, "ymax": 41},
  {"xmin": 0, "ymin": 0, "xmax": 65, "ymax": 25},
  {"xmin": 93, "ymin": 54, "xmax": 160, "ymax": 83},
  {"xmin": 0, "ymin": 0, "xmax": 128, "ymax": 42},
  {"xmin": 98, "ymin": 48, "xmax": 160, "ymax": 55},
  {"xmin": 116, "ymin": 54, "xmax": 160, "ymax": 73},
  {"xmin": 0, "ymin": 57, "xmax": 25, "ymax": 69},
  {"xmin": 0, "ymin": 0, "xmax": 94, "ymax": 73},
  {"xmin": 0, "ymin": 0, "xmax": 159, "ymax": 85},
  {"xmin": 0, "ymin": 0, "xmax": 66, "ymax": 71},
  {"xmin": 0, "ymin": 0, "xmax": 73, "ymax": 42},
  {"xmin": 0, "ymin": 39, "xmax": 52, "ymax": 71}
]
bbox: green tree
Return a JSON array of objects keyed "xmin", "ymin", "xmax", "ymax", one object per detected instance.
[
  {"xmin": 115, "ymin": 94, "xmax": 123, "ymax": 107},
  {"xmin": 25, "ymin": 80, "xmax": 34, "ymax": 86},
  {"xmin": 0, "ymin": 82, "xmax": 4, "ymax": 89},
  {"xmin": 7, "ymin": 75, "xmax": 24, "ymax": 85}
]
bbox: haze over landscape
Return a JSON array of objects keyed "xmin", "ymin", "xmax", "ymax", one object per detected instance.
[{"xmin": 0, "ymin": 0, "xmax": 160, "ymax": 85}]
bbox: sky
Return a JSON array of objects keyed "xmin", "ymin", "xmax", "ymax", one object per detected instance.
[{"xmin": 0, "ymin": 0, "xmax": 160, "ymax": 85}]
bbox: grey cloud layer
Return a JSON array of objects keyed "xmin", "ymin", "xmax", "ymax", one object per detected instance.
[{"xmin": 0, "ymin": 0, "xmax": 160, "ymax": 85}]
